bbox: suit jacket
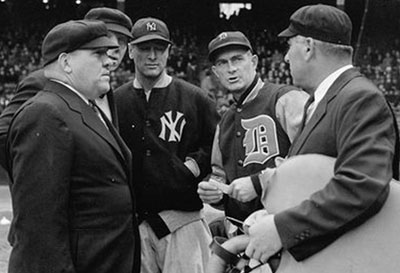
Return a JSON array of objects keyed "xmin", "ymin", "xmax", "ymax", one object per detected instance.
[
  {"xmin": 275, "ymin": 68, "xmax": 396, "ymax": 261},
  {"xmin": 7, "ymin": 81, "xmax": 139, "ymax": 273},
  {"xmin": 0, "ymin": 69, "xmax": 118, "ymax": 169}
]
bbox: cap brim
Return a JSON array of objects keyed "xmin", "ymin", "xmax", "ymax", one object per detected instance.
[
  {"xmin": 278, "ymin": 27, "xmax": 298, "ymax": 38},
  {"xmin": 80, "ymin": 36, "xmax": 119, "ymax": 49},
  {"xmin": 211, "ymin": 42, "xmax": 251, "ymax": 55},
  {"xmin": 106, "ymin": 23, "xmax": 133, "ymax": 39},
  {"xmin": 130, "ymin": 34, "xmax": 172, "ymax": 45},
  {"xmin": 208, "ymin": 43, "xmax": 252, "ymax": 61}
]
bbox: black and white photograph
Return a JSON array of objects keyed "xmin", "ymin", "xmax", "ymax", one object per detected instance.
[{"xmin": 0, "ymin": 0, "xmax": 399, "ymax": 272}]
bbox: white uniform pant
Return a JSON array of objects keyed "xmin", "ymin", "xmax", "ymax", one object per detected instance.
[{"xmin": 140, "ymin": 219, "xmax": 212, "ymax": 273}]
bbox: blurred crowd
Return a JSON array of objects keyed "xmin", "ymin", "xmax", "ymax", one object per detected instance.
[{"xmin": 1, "ymin": 21, "xmax": 400, "ymax": 115}]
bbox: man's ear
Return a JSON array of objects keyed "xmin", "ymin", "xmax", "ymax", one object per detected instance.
[
  {"xmin": 128, "ymin": 43, "xmax": 135, "ymax": 59},
  {"xmin": 58, "ymin": 53, "xmax": 72, "ymax": 73},
  {"xmin": 251, "ymin": 53, "xmax": 258, "ymax": 69},
  {"xmin": 211, "ymin": 65, "xmax": 220, "ymax": 78},
  {"xmin": 304, "ymin": 37, "xmax": 316, "ymax": 62}
]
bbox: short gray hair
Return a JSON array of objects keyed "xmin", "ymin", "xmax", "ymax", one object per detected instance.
[{"xmin": 314, "ymin": 39, "xmax": 353, "ymax": 59}]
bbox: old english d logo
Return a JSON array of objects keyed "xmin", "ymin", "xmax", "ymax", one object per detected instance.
[
  {"xmin": 159, "ymin": 111, "xmax": 186, "ymax": 142},
  {"xmin": 218, "ymin": 32, "xmax": 228, "ymax": 40},
  {"xmin": 242, "ymin": 115, "xmax": 279, "ymax": 167}
]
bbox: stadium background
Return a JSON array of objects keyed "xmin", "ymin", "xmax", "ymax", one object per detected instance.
[{"xmin": 1, "ymin": 0, "xmax": 400, "ymax": 271}]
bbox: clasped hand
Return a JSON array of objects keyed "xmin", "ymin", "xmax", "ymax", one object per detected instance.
[
  {"xmin": 197, "ymin": 176, "xmax": 257, "ymax": 204},
  {"xmin": 243, "ymin": 210, "xmax": 282, "ymax": 264}
]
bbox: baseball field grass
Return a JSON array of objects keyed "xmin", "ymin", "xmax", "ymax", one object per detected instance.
[{"xmin": 0, "ymin": 185, "xmax": 11, "ymax": 273}]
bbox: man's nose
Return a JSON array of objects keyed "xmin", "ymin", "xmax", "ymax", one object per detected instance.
[
  {"xmin": 108, "ymin": 48, "xmax": 120, "ymax": 58},
  {"xmin": 284, "ymin": 53, "xmax": 290, "ymax": 63},
  {"xmin": 107, "ymin": 49, "xmax": 120, "ymax": 64},
  {"xmin": 148, "ymin": 47, "xmax": 156, "ymax": 59},
  {"xmin": 103, "ymin": 54, "xmax": 115, "ymax": 69},
  {"xmin": 227, "ymin": 61, "xmax": 237, "ymax": 73}
]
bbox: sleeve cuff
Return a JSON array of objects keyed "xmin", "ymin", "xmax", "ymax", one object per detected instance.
[
  {"xmin": 250, "ymin": 173, "xmax": 262, "ymax": 196},
  {"xmin": 210, "ymin": 236, "xmax": 240, "ymax": 265},
  {"xmin": 184, "ymin": 157, "xmax": 200, "ymax": 177}
]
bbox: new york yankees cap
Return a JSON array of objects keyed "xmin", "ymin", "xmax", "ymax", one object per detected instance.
[
  {"xmin": 208, "ymin": 31, "xmax": 253, "ymax": 62},
  {"xmin": 278, "ymin": 4, "xmax": 352, "ymax": 46},
  {"xmin": 130, "ymin": 17, "xmax": 172, "ymax": 45}
]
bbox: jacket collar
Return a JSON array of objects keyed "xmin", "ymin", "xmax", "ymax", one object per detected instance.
[
  {"xmin": 289, "ymin": 68, "xmax": 362, "ymax": 155},
  {"xmin": 43, "ymin": 80, "xmax": 127, "ymax": 165}
]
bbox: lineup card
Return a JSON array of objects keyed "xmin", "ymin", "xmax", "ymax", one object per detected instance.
[{"xmin": 209, "ymin": 179, "xmax": 230, "ymax": 194}]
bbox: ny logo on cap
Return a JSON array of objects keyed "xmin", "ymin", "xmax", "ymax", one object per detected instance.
[
  {"xmin": 218, "ymin": 32, "xmax": 228, "ymax": 40},
  {"xmin": 146, "ymin": 22, "xmax": 157, "ymax": 32}
]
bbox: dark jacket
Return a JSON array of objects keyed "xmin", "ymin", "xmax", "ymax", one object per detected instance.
[
  {"xmin": 276, "ymin": 68, "xmax": 396, "ymax": 261},
  {"xmin": 0, "ymin": 69, "xmax": 119, "ymax": 169},
  {"xmin": 115, "ymin": 77, "xmax": 219, "ymax": 218},
  {"xmin": 219, "ymin": 81, "xmax": 293, "ymax": 222},
  {"xmin": 7, "ymin": 81, "xmax": 139, "ymax": 273}
]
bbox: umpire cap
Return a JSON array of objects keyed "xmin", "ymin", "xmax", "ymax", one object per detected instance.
[
  {"xmin": 42, "ymin": 20, "xmax": 118, "ymax": 66},
  {"xmin": 278, "ymin": 4, "xmax": 352, "ymax": 45},
  {"xmin": 84, "ymin": 7, "xmax": 133, "ymax": 39}
]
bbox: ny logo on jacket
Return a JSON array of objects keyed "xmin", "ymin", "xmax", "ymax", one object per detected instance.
[{"xmin": 159, "ymin": 110, "xmax": 186, "ymax": 142}]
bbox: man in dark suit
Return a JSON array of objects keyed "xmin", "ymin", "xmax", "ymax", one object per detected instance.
[
  {"xmin": 7, "ymin": 20, "xmax": 139, "ymax": 273},
  {"xmin": 0, "ymin": 69, "xmax": 47, "ymax": 167},
  {"xmin": 0, "ymin": 7, "xmax": 133, "ymax": 169},
  {"xmin": 242, "ymin": 4, "xmax": 398, "ymax": 264}
]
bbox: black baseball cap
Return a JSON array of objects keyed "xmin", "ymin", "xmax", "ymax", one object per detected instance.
[
  {"xmin": 208, "ymin": 31, "xmax": 253, "ymax": 62},
  {"xmin": 278, "ymin": 4, "xmax": 352, "ymax": 45},
  {"xmin": 42, "ymin": 20, "xmax": 118, "ymax": 66},
  {"xmin": 84, "ymin": 7, "xmax": 133, "ymax": 39},
  {"xmin": 130, "ymin": 17, "xmax": 172, "ymax": 45}
]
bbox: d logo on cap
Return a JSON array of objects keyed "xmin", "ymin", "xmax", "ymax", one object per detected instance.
[{"xmin": 218, "ymin": 33, "xmax": 228, "ymax": 40}]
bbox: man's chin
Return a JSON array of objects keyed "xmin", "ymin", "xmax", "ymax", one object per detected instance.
[
  {"xmin": 98, "ymin": 84, "xmax": 111, "ymax": 94},
  {"xmin": 144, "ymin": 71, "xmax": 163, "ymax": 79},
  {"xmin": 226, "ymin": 84, "xmax": 245, "ymax": 94}
]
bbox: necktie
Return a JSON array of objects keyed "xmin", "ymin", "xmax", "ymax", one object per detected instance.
[
  {"xmin": 89, "ymin": 100, "xmax": 129, "ymax": 163},
  {"xmin": 301, "ymin": 94, "xmax": 315, "ymax": 130},
  {"xmin": 89, "ymin": 100, "xmax": 108, "ymax": 129}
]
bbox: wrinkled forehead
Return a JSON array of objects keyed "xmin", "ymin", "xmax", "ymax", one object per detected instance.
[
  {"xmin": 213, "ymin": 45, "xmax": 252, "ymax": 62},
  {"xmin": 109, "ymin": 31, "xmax": 130, "ymax": 44},
  {"xmin": 131, "ymin": 39, "xmax": 170, "ymax": 48},
  {"xmin": 286, "ymin": 35, "xmax": 307, "ymax": 47}
]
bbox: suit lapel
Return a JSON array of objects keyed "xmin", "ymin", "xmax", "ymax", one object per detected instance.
[
  {"xmin": 106, "ymin": 90, "xmax": 119, "ymax": 130},
  {"xmin": 97, "ymin": 106, "xmax": 132, "ymax": 170},
  {"xmin": 290, "ymin": 68, "xmax": 363, "ymax": 156},
  {"xmin": 45, "ymin": 81, "xmax": 128, "ymax": 166}
]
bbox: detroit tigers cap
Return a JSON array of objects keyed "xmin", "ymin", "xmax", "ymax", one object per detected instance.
[
  {"xmin": 130, "ymin": 17, "xmax": 172, "ymax": 45},
  {"xmin": 84, "ymin": 7, "xmax": 133, "ymax": 39},
  {"xmin": 208, "ymin": 31, "xmax": 253, "ymax": 62},
  {"xmin": 42, "ymin": 20, "xmax": 118, "ymax": 66},
  {"xmin": 278, "ymin": 4, "xmax": 352, "ymax": 45}
]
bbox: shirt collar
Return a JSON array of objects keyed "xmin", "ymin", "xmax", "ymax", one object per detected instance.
[
  {"xmin": 313, "ymin": 64, "xmax": 353, "ymax": 105},
  {"xmin": 241, "ymin": 77, "xmax": 264, "ymax": 105},
  {"xmin": 133, "ymin": 72, "xmax": 172, "ymax": 90},
  {"xmin": 50, "ymin": 79, "xmax": 90, "ymax": 105}
]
